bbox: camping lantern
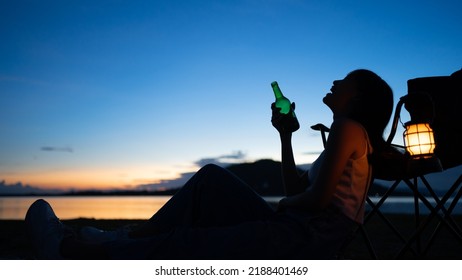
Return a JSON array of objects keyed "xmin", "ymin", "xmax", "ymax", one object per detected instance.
[
  {"xmin": 403, "ymin": 122, "xmax": 436, "ymax": 158},
  {"xmin": 385, "ymin": 94, "xmax": 443, "ymax": 176}
]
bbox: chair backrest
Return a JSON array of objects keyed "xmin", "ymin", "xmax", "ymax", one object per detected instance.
[{"xmin": 406, "ymin": 68, "xmax": 462, "ymax": 170}]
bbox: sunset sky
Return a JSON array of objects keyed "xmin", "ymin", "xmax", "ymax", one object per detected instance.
[{"xmin": 1, "ymin": 0, "xmax": 461, "ymax": 190}]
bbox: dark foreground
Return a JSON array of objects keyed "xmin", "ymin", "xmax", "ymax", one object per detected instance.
[{"xmin": 2, "ymin": 214, "xmax": 462, "ymax": 260}]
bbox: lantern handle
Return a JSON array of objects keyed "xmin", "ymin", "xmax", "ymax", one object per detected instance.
[{"xmin": 386, "ymin": 96, "xmax": 407, "ymax": 146}]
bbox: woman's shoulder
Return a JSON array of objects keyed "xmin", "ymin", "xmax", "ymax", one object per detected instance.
[{"xmin": 330, "ymin": 118, "xmax": 369, "ymax": 158}]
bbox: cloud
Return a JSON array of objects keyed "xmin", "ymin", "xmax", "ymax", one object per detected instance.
[
  {"xmin": 136, "ymin": 151, "xmax": 249, "ymax": 191},
  {"xmin": 194, "ymin": 150, "xmax": 247, "ymax": 167},
  {"xmin": 135, "ymin": 171, "xmax": 196, "ymax": 192},
  {"xmin": 40, "ymin": 146, "xmax": 74, "ymax": 153},
  {"xmin": 0, "ymin": 180, "xmax": 63, "ymax": 195}
]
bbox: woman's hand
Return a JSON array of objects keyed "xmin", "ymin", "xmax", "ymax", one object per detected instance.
[{"xmin": 271, "ymin": 102, "xmax": 298, "ymax": 134}]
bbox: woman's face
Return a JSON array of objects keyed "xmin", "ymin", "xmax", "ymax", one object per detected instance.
[{"xmin": 323, "ymin": 75, "xmax": 359, "ymax": 117}]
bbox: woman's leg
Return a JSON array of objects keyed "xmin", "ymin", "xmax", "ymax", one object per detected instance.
[{"xmin": 130, "ymin": 164, "xmax": 275, "ymax": 238}]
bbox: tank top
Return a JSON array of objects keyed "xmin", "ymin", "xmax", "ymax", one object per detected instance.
[{"xmin": 308, "ymin": 123, "xmax": 372, "ymax": 224}]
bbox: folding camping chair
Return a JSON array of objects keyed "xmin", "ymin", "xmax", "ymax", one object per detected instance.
[{"xmin": 392, "ymin": 68, "xmax": 462, "ymax": 258}]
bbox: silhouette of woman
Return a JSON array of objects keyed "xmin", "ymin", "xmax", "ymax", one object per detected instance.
[{"xmin": 25, "ymin": 69, "xmax": 393, "ymax": 259}]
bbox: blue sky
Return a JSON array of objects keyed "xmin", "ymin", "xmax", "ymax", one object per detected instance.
[{"xmin": 1, "ymin": 0, "xmax": 461, "ymax": 190}]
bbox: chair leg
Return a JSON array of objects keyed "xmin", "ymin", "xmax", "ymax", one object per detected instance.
[
  {"xmin": 422, "ymin": 175, "xmax": 462, "ymax": 256},
  {"xmin": 396, "ymin": 177, "xmax": 462, "ymax": 258}
]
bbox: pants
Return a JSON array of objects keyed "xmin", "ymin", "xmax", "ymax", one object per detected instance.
[
  {"xmin": 105, "ymin": 164, "xmax": 354, "ymax": 259},
  {"xmin": 140, "ymin": 164, "xmax": 275, "ymax": 233}
]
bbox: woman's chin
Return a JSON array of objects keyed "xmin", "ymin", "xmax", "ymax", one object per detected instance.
[
  {"xmin": 322, "ymin": 97, "xmax": 335, "ymax": 113},
  {"xmin": 322, "ymin": 95, "xmax": 331, "ymax": 105}
]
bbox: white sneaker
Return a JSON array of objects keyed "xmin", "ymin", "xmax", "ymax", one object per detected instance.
[
  {"xmin": 25, "ymin": 199, "xmax": 67, "ymax": 259},
  {"xmin": 79, "ymin": 226, "xmax": 130, "ymax": 244}
]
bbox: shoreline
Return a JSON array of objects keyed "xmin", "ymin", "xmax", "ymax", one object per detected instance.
[{"xmin": 2, "ymin": 214, "xmax": 462, "ymax": 260}]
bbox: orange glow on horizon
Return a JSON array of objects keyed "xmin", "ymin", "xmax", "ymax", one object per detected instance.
[
  {"xmin": 1, "ymin": 155, "xmax": 316, "ymax": 191},
  {"xmin": 1, "ymin": 164, "xmax": 197, "ymax": 190}
]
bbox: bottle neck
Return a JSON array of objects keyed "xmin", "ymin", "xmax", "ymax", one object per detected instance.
[{"xmin": 271, "ymin": 82, "xmax": 283, "ymax": 99}]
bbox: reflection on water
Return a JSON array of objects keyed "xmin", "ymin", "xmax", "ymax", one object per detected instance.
[
  {"xmin": 1, "ymin": 195, "xmax": 462, "ymax": 220},
  {"xmin": 0, "ymin": 196, "xmax": 171, "ymax": 220}
]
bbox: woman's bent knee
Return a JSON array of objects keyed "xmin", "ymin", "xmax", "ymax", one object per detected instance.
[
  {"xmin": 194, "ymin": 164, "xmax": 241, "ymax": 191},
  {"xmin": 196, "ymin": 164, "xmax": 228, "ymax": 178}
]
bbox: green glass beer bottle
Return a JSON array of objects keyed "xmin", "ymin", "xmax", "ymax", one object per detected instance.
[{"xmin": 271, "ymin": 81, "xmax": 300, "ymax": 132}]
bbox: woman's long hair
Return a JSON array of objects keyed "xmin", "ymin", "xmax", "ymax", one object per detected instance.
[{"xmin": 346, "ymin": 69, "xmax": 394, "ymax": 154}]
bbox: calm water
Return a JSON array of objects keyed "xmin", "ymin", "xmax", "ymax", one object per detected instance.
[
  {"xmin": 0, "ymin": 196, "xmax": 171, "ymax": 220},
  {"xmin": 0, "ymin": 195, "xmax": 461, "ymax": 220}
]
